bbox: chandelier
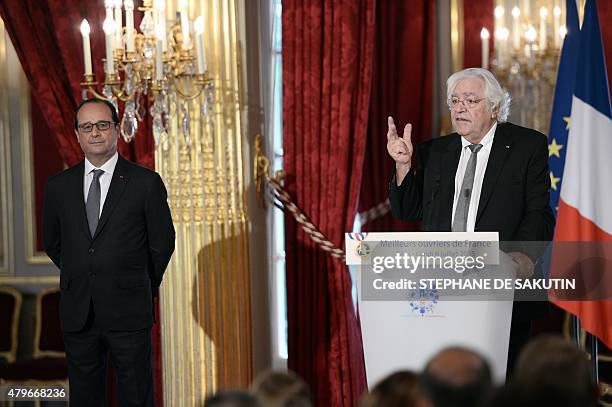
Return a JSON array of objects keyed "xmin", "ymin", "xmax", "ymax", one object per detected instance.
[
  {"xmin": 481, "ymin": 0, "xmax": 567, "ymax": 133},
  {"xmin": 79, "ymin": 0, "xmax": 213, "ymax": 144}
]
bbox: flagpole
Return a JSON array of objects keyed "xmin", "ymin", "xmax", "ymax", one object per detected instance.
[
  {"xmin": 588, "ymin": 333, "xmax": 599, "ymax": 383},
  {"xmin": 571, "ymin": 314, "xmax": 581, "ymax": 345}
]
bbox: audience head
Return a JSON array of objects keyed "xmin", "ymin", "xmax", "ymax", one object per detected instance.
[
  {"xmin": 205, "ymin": 390, "xmax": 260, "ymax": 407},
  {"xmin": 513, "ymin": 334, "xmax": 599, "ymax": 407},
  {"xmin": 251, "ymin": 370, "xmax": 312, "ymax": 407},
  {"xmin": 420, "ymin": 346, "xmax": 492, "ymax": 407},
  {"xmin": 484, "ymin": 381, "xmax": 579, "ymax": 407},
  {"xmin": 358, "ymin": 370, "xmax": 430, "ymax": 407}
]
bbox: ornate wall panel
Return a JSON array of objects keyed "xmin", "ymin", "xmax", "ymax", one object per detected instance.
[
  {"xmin": 0, "ymin": 21, "xmax": 13, "ymax": 276},
  {"xmin": 157, "ymin": 0, "xmax": 253, "ymax": 404}
]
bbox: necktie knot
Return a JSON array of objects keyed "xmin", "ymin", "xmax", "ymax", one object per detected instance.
[
  {"xmin": 468, "ymin": 143, "xmax": 483, "ymax": 153},
  {"xmin": 91, "ymin": 169, "xmax": 104, "ymax": 179}
]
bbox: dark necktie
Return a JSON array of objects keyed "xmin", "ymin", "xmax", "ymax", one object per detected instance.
[
  {"xmin": 452, "ymin": 144, "xmax": 483, "ymax": 232},
  {"xmin": 86, "ymin": 169, "xmax": 104, "ymax": 237}
]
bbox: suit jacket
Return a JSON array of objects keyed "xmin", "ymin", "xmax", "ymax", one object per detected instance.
[
  {"xmin": 389, "ymin": 122, "xmax": 555, "ymax": 256},
  {"xmin": 389, "ymin": 122, "xmax": 555, "ymax": 319},
  {"xmin": 43, "ymin": 155, "xmax": 175, "ymax": 332}
]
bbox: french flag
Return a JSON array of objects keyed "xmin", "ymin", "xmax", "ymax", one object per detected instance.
[{"xmin": 552, "ymin": 0, "xmax": 612, "ymax": 348}]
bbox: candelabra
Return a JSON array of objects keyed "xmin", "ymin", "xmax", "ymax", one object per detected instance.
[
  {"xmin": 79, "ymin": 0, "xmax": 213, "ymax": 145},
  {"xmin": 482, "ymin": 0, "xmax": 567, "ymax": 133}
]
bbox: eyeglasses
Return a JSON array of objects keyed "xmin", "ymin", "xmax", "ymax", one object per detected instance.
[
  {"xmin": 77, "ymin": 121, "xmax": 116, "ymax": 133},
  {"xmin": 448, "ymin": 96, "xmax": 486, "ymax": 110}
]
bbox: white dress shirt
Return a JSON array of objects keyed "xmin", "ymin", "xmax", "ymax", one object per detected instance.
[
  {"xmin": 451, "ymin": 122, "xmax": 497, "ymax": 232},
  {"xmin": 83, "ymin": 152, "xmax": 119, "ymax": 217}
]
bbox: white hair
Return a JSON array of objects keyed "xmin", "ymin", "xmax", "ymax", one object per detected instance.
[{"xmin": 446, "ymin": 68, "xmax": 511, "ymax": 122}]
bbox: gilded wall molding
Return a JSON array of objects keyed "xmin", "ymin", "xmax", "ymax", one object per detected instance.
[
  {"xmin": 158, "ymin": 0, "xmax": 253, "ymax": 404},
  {"xmin": 0, "ymin": 275, "xmax": 59, "ymax": 285},
  {"xmin": 0, "ymin": 22, "xmax": 15, "ymax": 276},
  {"xmin": 451, "ymin": 0, "xmax": 464, "ymax": 71},
  {"xmin": 19, "ymin": 72, "xmax": 52, "ymax": 265}
]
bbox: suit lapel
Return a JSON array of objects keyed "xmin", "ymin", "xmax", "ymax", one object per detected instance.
[
  {"xmin": 72, "ymin": 161, "xmax": 92, "ymax": 241},
  {"xmin": 476, "ymin": 124, "xmax": 513, "ymax": 224},
  {"xmin": 92, "ymin": 156, "xmax": 130, "ymax": 241},
  {"xmin": 438, "ymin": 135, "xmax": 462, "ymax": 230}
]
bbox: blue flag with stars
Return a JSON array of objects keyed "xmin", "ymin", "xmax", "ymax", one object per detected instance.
[{"xmin": 548, "ymin": 0, "xmax": 580, "ymax": 216}]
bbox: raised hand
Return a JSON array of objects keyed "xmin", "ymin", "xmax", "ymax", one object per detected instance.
[{"xmin": 386, "ymin": 116, "xmax": 413, "ymax": 185}]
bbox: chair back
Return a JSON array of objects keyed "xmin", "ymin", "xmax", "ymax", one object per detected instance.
[
  {"xmin": 0, "ymin": 286, "xmax": 22, "ymax": 363},
  {"xmin": 33, "ymin": 288, "xmax": 64, "ymax": 358}
]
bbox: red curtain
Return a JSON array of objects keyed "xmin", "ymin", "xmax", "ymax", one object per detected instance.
[
  {"xmin": 358, "ymin": 0, "xmax": 435, "ymax": 233},
  {"xmin": 598, "ymin": 0, "xmax": 612, "ymax": 94},
  {"xmin": 0, "ymin": 1, "xmax": 160, "ymax": 405},
  {"xmin": 282, "ymin": 0, "xmax": 375, "ymax": 405},
  {"xmin": 463, "ymin": 0, "xmax": 494, "ymax": 68}
]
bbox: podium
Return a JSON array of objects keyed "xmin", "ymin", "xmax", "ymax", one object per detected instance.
[{"xmin": 345, "ymin": 232, "xmax": 512, "ymax": 386}]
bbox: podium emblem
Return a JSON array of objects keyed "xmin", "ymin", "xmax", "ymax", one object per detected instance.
[
  {"xmin": 355, "ymin": 242, "xmax": 371, "ymax": 258},
  {"xmin": 408, "ymin": 289, "xmax": 439, "ymax": 316}
]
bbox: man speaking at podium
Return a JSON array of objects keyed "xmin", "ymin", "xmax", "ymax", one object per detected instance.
[{"xmin": 387, "ymin": 68, "xmax": 555, "ymax": 370}]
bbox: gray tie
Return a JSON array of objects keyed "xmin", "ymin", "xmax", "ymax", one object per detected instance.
[
  {"xmin": 86, "ymin": 169, "xmax": 104, "ymax": 237},
  {"xmin": 452, "ymin": 144, "xmax": 483, "ymax": 232}
]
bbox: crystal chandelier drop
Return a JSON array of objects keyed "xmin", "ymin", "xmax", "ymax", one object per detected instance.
[
  {"xmin": 481, "ymin": 0, "xmax": 568, "ymax": 133},
  {"xmin": 79, "ymin": 0, "xmax": 213, "ymax": 144}
]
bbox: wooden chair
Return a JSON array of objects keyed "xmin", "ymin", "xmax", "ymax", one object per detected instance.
[
  {"xmin": 0, "ymin": 288, "xmax": 67, "ymax": 406},
  {"xmin": 0, "ymin": 286, "xmax": 21, "ymax": 364}
]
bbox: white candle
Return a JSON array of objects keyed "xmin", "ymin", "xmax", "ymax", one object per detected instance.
[
  {"xmin": 80, "ymin": 20, "xmax": 92, "ymax": 76},
  {"xmin": 179, "ymin": 0, "xmax": 190, "ymax": 50},
  {"xmin": 494, "ymin": 6, "xmax": 505, "ymax": 63},
  {"xmin": 103, "ymin": 18, "xmax": 116, "ymax": 75},
  {"xmin": 480, "ymin": 28, "xmax": 490, "ymax": 69},
  {"xmin": 525, "ymin": 25, "xmax": 537, "ymax": 60},
  {"xmin": 495, "ymin": 27, "xmax": 509, "ymax": 68},
  {"xmin": 155, "ymin": 25, "xmax": 164, "ymax": 81},
  {"xmin": 525, "ymin": 25, "xmax": 537, "ymax": 43},
  {"xmin": 553, "ymin": 6, "xmax": 561, "ymax": 49},
  {"xmin": 194, "ymin": 16, "xmax": 206, "ymax": 74},
  {"xmin": 114, "ymin": 0, "xmax": 123, "ymax": 51},
  {"xmin": 155, "ymin": 0, "xmax": 167, "ymax": 52},
  {"xmin": 559, "ymin": 25, "xmax": 567, "ymax": 42},
  {"xmin": 124, "ymin": 0, "xmax": 135, "ymax": 52},
  {"xmin": 104, "ymin": 1, "xmax": 114, "ymax": 50},
  {"xmin": 512, "ymin": 7, "xmax": 521, "ymax": 51},
  {"xmin": 539, "ymin": 7, "xmax": 548, "ymax": 51},
  {"xmin": 105, "ymin": 0, "xmax": 114, "ymax": 20},
  {"xmin": 494, "ymin": 6, "xmax": 505, "ymax": 28}
]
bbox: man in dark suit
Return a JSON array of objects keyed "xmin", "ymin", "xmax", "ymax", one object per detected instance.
[
  {"xmin": 43, "ymin": 98, "xmax": 175, "ymax": 406},
  {"xmin": 387, "ymin": 68, "xmax": 555, "ymax": 372}
]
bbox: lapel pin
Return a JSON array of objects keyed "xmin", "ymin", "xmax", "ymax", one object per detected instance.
[{"xmin": 505, "ymin": 145, "xmax": 510, "ymax": 149}]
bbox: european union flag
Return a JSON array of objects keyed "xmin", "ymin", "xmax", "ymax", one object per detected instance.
[{"xmin": 548, "ymin": 0, "xmax": 580, "ymax": 216}]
